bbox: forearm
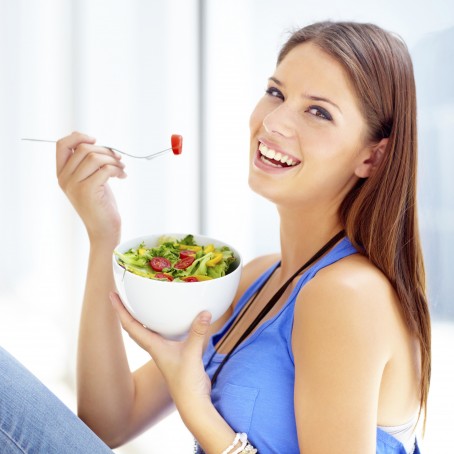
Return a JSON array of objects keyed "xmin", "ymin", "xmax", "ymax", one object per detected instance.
[
  {"xmin": 178, "ymin": 397, "xmax": 236, "ymax": 454},
  {"xmin": 77, "ymin": 239, "xmax": 134, "ymax": 437},
  {"xmin": 107, "ymin": 280, "xmax": 244, "ymax": 452}
]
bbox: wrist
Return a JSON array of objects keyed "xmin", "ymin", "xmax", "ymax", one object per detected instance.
[
  {"xmin": 88, "ymin": 233, "xmax": 121, "ymax": 252},
  {"xmin": 86, "ymin": 221, "xmax": 121, "ymax": 249},
  {"xmin": 178, "ymin": 397, "xmax": 235, "ymax": 454},
  {"xmin": 87, "ymin": 239, "xmax": 119, "ymax": 279}
]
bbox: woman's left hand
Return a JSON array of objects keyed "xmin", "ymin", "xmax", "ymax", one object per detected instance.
[{"xmin": 110, "ymin": 292, "xmax": 213, "ymax": 408}]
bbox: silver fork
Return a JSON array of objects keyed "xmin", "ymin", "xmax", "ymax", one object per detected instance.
[{"xmin": 21, "ymin": 138, "xmax": 181, "ymax": 160}]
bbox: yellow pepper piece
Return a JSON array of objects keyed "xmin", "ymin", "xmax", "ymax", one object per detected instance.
[
  {"xmin": 204, "ymin": 244, "xmax": 215, "ymax": 254},
  {"xmin": 194, "ymin": 275, "xmax": 213, "ymax": 281},
  {"xmin": 138, "ymin": 247, "xmax": 147, "ymax": 256},
  {"xmin": 207, "ymin": 253, "xmax": 223, "ymax": 267},
  {"xmin": 179, "ymin": 244, "xmax": 202, "ymax": 252}
]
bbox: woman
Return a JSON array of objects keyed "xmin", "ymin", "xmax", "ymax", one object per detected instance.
[{"xmin": 1, "ymin": 21, "xmax": 429, "ymax": 453}]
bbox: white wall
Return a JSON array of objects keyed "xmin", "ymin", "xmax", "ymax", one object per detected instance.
[
  {"xmin": 0, "ymin": 0, "xmax": 198, "ymax": 451},
  {"xmin": 0, "ymin": 0, "xmax": 453, "ymax": 452}
]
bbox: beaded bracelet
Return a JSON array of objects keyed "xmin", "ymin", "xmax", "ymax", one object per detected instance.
[
  {"xmin": 240, "ymin": 443, "xmax": 258, "ymax": 453},
  {"xmin": 230, "ymin": 432, "xmax": 247, "ymax": 454},
  {"xmin": 193, "ymin": 433, "xmax": 258, "ymax": 454},
  {"xmin": 221, "ymin": 432, "xmax": 242, "ymax": 454},
  {"xmin": 222, "ymin": 432, "xmax": 258, "ymax": 454}
]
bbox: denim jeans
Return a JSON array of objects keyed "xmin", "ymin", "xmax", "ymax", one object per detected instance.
[{"xmin": 0, "ymin": 346, "xmax": 113, "ymax": 453}]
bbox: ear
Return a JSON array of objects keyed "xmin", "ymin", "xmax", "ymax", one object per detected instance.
[{"xmin": 354, "ymin": 138, "xmax": 388, "ymax": 178}]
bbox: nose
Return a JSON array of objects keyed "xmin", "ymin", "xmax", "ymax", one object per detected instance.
[{"xmin": 262, "ymin": 104, "xmax": 295, "ymax": 138}]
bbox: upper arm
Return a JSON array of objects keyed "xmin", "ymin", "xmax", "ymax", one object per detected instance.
[{"xmin": 292, "ymin": 261, "xmax": 392, "ymax": 454}]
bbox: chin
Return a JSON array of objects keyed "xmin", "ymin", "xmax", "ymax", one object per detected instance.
[{"xmin": 248, "ymin": 172, "xmax": 281, "ymax": 205}]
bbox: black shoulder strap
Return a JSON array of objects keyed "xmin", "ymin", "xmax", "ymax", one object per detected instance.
[{"xmin": 210, "ymin": 230, "xmax": 345, "ymax": 385}]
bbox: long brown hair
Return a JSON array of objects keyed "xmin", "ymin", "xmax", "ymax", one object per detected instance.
[{"xmin": 278, "ymin": 21, "xmax": 431, "ymax": 427}]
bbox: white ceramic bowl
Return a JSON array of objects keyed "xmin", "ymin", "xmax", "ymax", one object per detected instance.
[{"xmin": 113, "ymin": 233, "xmax": 242, "ymax": 340}]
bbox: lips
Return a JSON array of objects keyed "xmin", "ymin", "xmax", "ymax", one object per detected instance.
[{"xmin": 257, "ymin": 141, "xmax": 301, "ymax": 169}]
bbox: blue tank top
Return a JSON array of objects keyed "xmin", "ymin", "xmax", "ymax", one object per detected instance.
[{"xmin": 201, "ymin": 238, "xmax": 420, "ymax": 454}]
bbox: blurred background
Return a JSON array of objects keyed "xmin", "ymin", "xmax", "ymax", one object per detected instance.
[{"xmin": 0, "ymin": 0, "xmax": 452, "ymax": 452}]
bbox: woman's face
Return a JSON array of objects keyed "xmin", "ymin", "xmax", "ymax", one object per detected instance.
[{"xmin": 249, "ymin": 42, "xmax": 371, "ymax": 211}]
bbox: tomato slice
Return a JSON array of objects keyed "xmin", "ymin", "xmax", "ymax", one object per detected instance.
[
  {"xmin": 174, "ymin": 256, "xmax": 195, "ymax": 269},
  {"xmin": 183, "ymin": 276, "xmax": 199, "ymax": 282},
  {"xmin": 171, "ymin": 134, "xmax": 183, "ymax": 155},
  {"xmin": 154, "ymin": 273, "xmax": 174, "ymax": 281},
  {"xmin": 180, "ymin": 249, "xmax": 196, "ymax": 259},
  {"xmin": 150, "ymin": 257, "xmax": 171, "ymax": 271}
]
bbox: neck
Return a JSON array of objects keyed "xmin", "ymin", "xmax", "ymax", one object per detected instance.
[{"xmin": 277, "ymin": 203, "xmax": 344, "ymax": 279}]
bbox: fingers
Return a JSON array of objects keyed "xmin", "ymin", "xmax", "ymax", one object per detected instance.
[
  {"xmin": 110, "ymin": 291, "xmax": 143, "ymax": 333},
  {"xmin": 70, "ymin": 151, "xmax": 126, "ymax": 183},
  {"xmin": 110, "ymin": 292, "xmax": 162, "ymax": 353},
  {"xmin": 60, "ymin": 144, "xmax": 122, "ymax": 178},
  {"xmin": 56, "ymin": 131, "xmax": 96, "ymax": 175},
  {"xmin": 56, "ymin": 130, "xmax": 125, "ymax": 179},
  {"xmin": 58, "ymin": 146, "xmax": 126, "ymax": 195},
  {"xmin": 185, "ymin": 311, "xmax": 212, "ymax": 357}
]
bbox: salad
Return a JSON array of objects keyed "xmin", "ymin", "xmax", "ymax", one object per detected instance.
[{"xmin": 114, "ymin": 234, "xmax": 236, "ymax": 282}]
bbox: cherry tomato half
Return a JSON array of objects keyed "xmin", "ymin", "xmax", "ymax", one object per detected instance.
[
  {"xmin": 154, "ymin": 273, "xmax": 174, "ymax": 281},
  {"xmin": 150, "ymin": 257, "xmax": 171, "ymax": 271},
  {"xmin": 180, "ymin": 249, "xmax": 196, "ymax": 259},
  {"xmin": 174, "ymin": 256, "xmax": 195, "ymax": 269},
  {"xmin": 183, "ymin": 276, "xmax": 199, "ymax": 282},
  {"xmin": 171, "ymin": 134, "xmax": 183, "ymax": 155}
]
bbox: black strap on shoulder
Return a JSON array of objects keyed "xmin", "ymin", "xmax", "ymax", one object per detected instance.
[{"xmin": 210, "ymin": 230, "xmax": 345, "ymax": 386}]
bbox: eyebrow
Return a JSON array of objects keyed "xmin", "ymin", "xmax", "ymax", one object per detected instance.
[{"xmin": 268, "ymin": 76, "xmax": 342, "ymax": 114}]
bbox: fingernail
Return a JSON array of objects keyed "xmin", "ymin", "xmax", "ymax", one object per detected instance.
[{"xmin": 199, "ymin": 312, "xmax": 212, "ymax": 324}]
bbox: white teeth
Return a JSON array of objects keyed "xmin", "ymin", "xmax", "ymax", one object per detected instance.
[
  {"xmin": 258, "ymin": 142, "xmax": 298, "ymax": 166},
  {"xmin": 265, "ymin": 148, "xmax": 275, "ymax": 159}
]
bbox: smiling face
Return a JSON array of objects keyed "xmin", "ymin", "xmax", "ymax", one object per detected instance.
[{"xmin": 249, "ymin": 42, "xmax": 374, "ymax": 213}]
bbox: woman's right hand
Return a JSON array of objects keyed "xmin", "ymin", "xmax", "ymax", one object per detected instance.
[{"xmin": 56, "ymin": 131, "xmax": 127, "ymax": 246}]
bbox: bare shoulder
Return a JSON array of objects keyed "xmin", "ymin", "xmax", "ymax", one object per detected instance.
[
  {"xmin": 303, "ymin": 252, "xmax": 399, "ymax": 317},
  {"xmin": 293, "ymin": 253, "xmax": 401, "ymax": 359},
  {"xmin": 232, "ymin": 253, "xmax": 280, "ymax": 308}
]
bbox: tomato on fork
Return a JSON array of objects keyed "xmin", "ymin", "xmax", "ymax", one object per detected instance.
[{"xmin": 171, "ymin": 134, "xmax": 183, "ymax": 155}]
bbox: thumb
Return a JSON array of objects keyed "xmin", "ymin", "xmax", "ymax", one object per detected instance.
[{"xmin": 185, "ymin": 311, "xmax": 212, "ymax": 356}]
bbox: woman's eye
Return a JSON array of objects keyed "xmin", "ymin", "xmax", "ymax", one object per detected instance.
[
  {"xmin": 265, "ymin": 87, "xmax": 284, "ymax": 100},
  {"xmin": 306, "ymin": 106, "xmax": 332, "ymax": 121}
]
